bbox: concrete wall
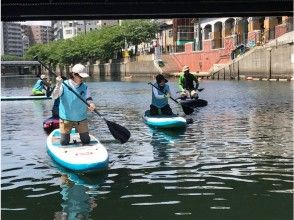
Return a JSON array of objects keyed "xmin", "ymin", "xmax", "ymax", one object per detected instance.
[
  {"xmin": 212, "ymin": 43, "xmax": 294, "ymax": 80},
  {"xmin": 237, "ymin": 44, "xmax": 293, "ymax": 79},
  {"xmin": 90, "ymin": 59, "xmax": 160, "ymax": 77}
]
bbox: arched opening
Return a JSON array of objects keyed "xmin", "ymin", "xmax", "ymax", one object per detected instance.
[
  {"xmin": 225, "ymin": 18, "xmax": 235, "ymax": 37},
  {"xmin": 213, "ymin": 22, "xmax": 223, "ymax": 49},
  {"xmin": 203, "ymin": 24, "xmax": 212, "ymax": 40},
  {"xmin": 277, "ymin": 16, "xmax": 283, "ymax": 25},
  {"xmin": 240, "ymin": 18, "xmax": 249, "ymax": 45}
]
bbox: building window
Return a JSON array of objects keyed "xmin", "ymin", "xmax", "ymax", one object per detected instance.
[
  {"xmin": 65, "ymin": 30, "xmax": 72, "ymax": 34},
  {"xmin": 168, "ymin": 30, "xmax": 173, "ymax": 37}
]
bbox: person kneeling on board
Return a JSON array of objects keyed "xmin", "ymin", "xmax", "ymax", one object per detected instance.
[
  {"xmin": 150, "ymin": 74, "xmax": 174, "ymax": 116},
  {"xmin": 32, "ymin": 74, "xmax": 51, "ymax": 96},
  {"xmin": 52, "ymin": 63, "xmax": 96, "ymax": 145},
  {"xmin": 178, "ymin": 65, "xmax": 199, "ymax": 99}
]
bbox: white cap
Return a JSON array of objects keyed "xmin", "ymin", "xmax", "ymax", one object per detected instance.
[
  {"xmin": 72, "ymin": 64, "xmax": 89, "ymax": 78},
  {"xmin": 40, "ymin": 74, "xmax": 47, "ymax": 79},
  {"xmin": 182, "ymin": 65, "xmax": 189, "ymax": 72}
]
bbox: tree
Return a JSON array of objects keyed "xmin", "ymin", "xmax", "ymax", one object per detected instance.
[{"xmin": 24, "ymin": 19, "xmax": 159, "ymax": 65}]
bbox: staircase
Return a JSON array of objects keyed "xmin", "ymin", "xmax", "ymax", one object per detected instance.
[{"xmin": 159, "ymin": 54, "xmax": 181, "ymax": 75}]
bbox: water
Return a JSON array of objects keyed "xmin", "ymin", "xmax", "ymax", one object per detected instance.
[{"xmin": 1, "ymin": 76, "xmax": 293, "ymax": 220}]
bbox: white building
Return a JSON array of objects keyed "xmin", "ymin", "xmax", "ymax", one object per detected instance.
[{"xmin": 52, "ymin": 20, "xmax": 119, "ymax": 40}]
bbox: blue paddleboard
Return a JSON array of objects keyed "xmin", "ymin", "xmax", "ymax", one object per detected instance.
[{"xmin": 143, "ymin": 110, "xmax": 187, "ymax": 129}]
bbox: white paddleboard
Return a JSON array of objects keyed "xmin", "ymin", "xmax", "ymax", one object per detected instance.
[{"xmin": 47, "ymin": 129, "xmax": 108, "ymax": 172}]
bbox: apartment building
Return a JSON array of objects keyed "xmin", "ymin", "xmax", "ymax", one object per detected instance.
[
  {"xmin": 52, "ymin": 20, "xmax": 119, "ymax": 40},
  {"xmin": 22, "ymin": 25, "xmax": 54, "ymax": 45},
  {"xmin": 2, "ymin": 22, "xmax": 23, "ymax": 56}
]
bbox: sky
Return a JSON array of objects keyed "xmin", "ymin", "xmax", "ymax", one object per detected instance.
[{"xmin": 19, "ymin": 21, "xmax": 51, "ymax": 26}]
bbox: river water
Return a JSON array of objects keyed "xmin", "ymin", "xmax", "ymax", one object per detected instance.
[{"xmin": 1, "ymin": 76, "xmax": 293, "ymax": 220}]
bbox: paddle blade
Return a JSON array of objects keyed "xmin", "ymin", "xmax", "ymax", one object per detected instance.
[
  {"xmin": 105, "ymin": 120, "xmax": 131, "ymax": 144},
  {"xmin": 181, "ymin": 104, "xmax": 194, "ymax": 115}
]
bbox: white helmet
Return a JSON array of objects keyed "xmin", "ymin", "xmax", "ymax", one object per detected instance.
[{"xmin": 72, "ymin": 64, "xmax": 89, "ymax": 78}]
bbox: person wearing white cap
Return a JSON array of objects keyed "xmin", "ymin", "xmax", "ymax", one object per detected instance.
[
  {"xmin": 32, "ymin": 74, "xmax": 51, "ymax": 96},
  {"xmin": 52, "ymin": 63, "xmax": 96, "ymax": 145},
  {"xmin": 178, "ymin": 65, "xmax": 199, "ymax": 99}
]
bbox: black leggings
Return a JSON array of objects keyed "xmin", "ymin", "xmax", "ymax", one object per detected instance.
[
  {"xmin": 60, "ymin": 132, "xmax": 90, "ymax": 145},
  {"xmin": 150, "ymin": 104, "xmax": 173, "ymax": 116}
]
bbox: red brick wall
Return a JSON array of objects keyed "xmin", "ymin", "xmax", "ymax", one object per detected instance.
[
  {"xmin": 184, "ymin": 43, "xmax": 193, "ymax": 53},
  {"xmin": 275, "ymin": 25, "xmax": 288, "ymax": 38},
  {"xmin": 223, "ymin": 37, "xmax": 235, "ymax": 54},
  {"xmin": 247, "ymin": 30, "xmax": 261, "ymax": 47},
  {"xmin": 171, "ymin": 37, "xmax": 233, "ymax": 72}
]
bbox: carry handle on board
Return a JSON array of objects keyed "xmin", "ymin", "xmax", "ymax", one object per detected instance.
[
  {"xmin": 148, "ymin": 82, "xmax": 194, "ymax": 115},
  {"xmin": 34, "ymin": 56, "xmax": 131, "ymax": 144}
]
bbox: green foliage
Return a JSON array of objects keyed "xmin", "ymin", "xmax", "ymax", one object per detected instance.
[
  {"xmin": 1, "ymin": 55, "xmax": 26, "ymax": 61},
  {"xmin": 24, "ymin": 20, "xmax": 159, "ymax": 65}
]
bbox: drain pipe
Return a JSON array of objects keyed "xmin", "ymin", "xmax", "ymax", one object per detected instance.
[{"xmin": 267, "ymin": 47, "xmax": 272, "ymax": 79}]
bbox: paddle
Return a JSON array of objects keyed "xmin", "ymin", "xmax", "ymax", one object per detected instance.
[
  {"xmin": 148, "ymin": 82, "xmax": 194, "ymax": 115},
  {"xmin": 34, "ymin": 57, "xmax": 131, "ymax": 144}
]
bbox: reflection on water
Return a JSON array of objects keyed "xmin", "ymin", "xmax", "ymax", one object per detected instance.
[
  {"xmin": 54, "ymin": 170, "xmax": 107, "ymax": 220},
  {"xmin": 1, "ymin": 76, "xmax": 293, "ymax": 220}
]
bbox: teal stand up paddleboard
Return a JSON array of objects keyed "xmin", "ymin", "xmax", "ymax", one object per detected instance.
[
  {"xmin": 47, "ymin": 129, "xmax": 108, "ymax": 173},
  {"xmin": 143, "ymin": 110, "xmax": 187, "ymax": 129}
]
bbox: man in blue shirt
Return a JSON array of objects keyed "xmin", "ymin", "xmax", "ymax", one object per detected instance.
[{"xmin": 150, "ymin": 74, "xmax": 173, "ymax": 116}]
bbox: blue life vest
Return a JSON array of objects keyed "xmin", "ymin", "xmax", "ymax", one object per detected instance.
[
  {"xmin": 152, "ymin": 83, "xmax": 169, "ymax": 108},
  {"xmin": 33, "ymin": 79, "xmax": 45, "ymax": 91},
  {"xmin": 59, "ymin": 80, "xmax": 88, "ymax": 121}
]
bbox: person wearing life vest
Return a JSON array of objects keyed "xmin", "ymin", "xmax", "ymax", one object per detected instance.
[
  {"xmin": 178, "ymin": 65, "xmax": 199, "ymax": 99},
  {"xmin": 150, "ymin": 74, "xmax": 173, "ymax": 116},
  {"xmin": 52, "ymin": 64, "xmax": 96, "ymax": 145},
  {"xmin": 32, "ymin": 74, "xmax": 51, "ymax": 96}
]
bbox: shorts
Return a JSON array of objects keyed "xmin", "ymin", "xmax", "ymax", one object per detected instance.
[{"xmin": 59, "ymin": 119, "xmax": 89, "ymax": 134}]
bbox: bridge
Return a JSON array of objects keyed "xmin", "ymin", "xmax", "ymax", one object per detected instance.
[
  {"xmin": 1, "ymin": 0, "xmax": 292, "ymax": 21},
  {"xmin": 1, "ymin": 61, "xmax": 41, "ymax": 75}
]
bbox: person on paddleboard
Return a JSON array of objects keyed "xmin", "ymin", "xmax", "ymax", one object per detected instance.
[
  {"xmin": 150, "ymin": 74, "xmax": 174, "ymax": 116},
  {"xmin": 52, "ymin": 63, "xmax": 96, "ymax": 145},
  {"xmin": 178, "ymin": 65, "xmax": 199, "ymax": 99},
  {"xmin": 32, "ymin": 74, "xmax": 51, "ymax": 96}
]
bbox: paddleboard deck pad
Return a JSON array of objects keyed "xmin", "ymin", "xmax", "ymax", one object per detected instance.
[
  {"xmin": 47, "ymin": 129, "xmax": 108, "ymax": 172},
  {"xmin": 143, "ymin": 110, "xmax": 187, "ymax": 128}
]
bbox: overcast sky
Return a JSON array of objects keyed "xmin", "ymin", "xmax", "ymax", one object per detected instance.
[{"xmin": 19, "ymin": 21, "xmax": 51, "ymax": 26}]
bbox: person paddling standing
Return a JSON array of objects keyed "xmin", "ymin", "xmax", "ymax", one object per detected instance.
[
  {"xmin": 52, "ymin": 64, "xmax": 96, "ymax": 145},
  {"xmin": 150, "ymin": 74, "xmax": 174, "ymax": 116}
]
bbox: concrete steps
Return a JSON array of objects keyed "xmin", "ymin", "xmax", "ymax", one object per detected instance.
[{"xmin": 159, "ymin": 54, "xmax": 181, "ymax": 74}]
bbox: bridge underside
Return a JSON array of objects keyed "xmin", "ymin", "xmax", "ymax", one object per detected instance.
[{"xmin": 1, "ymin": 0, "xmax": 292, "ymax": 21}]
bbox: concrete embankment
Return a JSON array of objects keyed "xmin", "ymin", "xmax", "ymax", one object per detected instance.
[
  {"xmin": 211, "ymin": 31, "xmax": 294, "ymax": 81},
  {"xmin": 89, "ymin": 55, "xmax": 160, "ymax": 78}
]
